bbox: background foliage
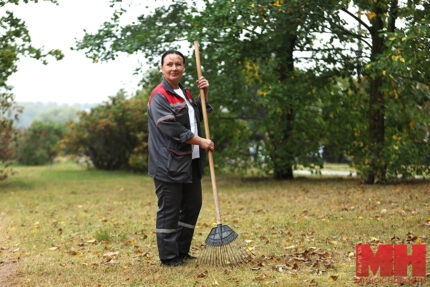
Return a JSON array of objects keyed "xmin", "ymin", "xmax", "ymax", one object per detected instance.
[
  {"xmin": 62, "ymin": 90, "xmax": 149, "ymax": 172},
  {"xmin": 0, "ymin": 0, "xmax": 63, "ymax": 179},
  {"xmin": 14, "ymin": 121, "xmax": 65, "ymax": 165},
  {"xmin": 74, "ymin": 0, "xmax": 429, "ymax": 183}
]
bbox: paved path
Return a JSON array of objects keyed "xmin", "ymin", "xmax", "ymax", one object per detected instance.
[{"xmin": 293, "ymin": 170, "xmax": 357, "ymax": 176}]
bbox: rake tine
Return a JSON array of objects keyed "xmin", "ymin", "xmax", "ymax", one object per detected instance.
[{"xmin": 199, "ymin": 235, "xmax": 253, "ymax": 267}]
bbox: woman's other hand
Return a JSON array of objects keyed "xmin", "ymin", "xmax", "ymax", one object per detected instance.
[{"xmin": 196, "ymin": 76, "xmax": 209, "ymax": 100}]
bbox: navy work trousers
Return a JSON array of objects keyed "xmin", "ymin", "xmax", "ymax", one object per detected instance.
[{"xmin": 154, "ymin": 159, "xmax": 202, "ymax": 260}]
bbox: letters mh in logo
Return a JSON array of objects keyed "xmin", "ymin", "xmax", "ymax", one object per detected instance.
[{"xmin": 356, "ymin": 244, "xmax": 426, "ymax": 277}]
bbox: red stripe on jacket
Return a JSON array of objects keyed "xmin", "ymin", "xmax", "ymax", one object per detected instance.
[{"xmin": 148, "ymin": 83, "xmax": 192, "ymax": 106}]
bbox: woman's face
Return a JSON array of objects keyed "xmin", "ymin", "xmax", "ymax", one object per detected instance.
[{"xmin": 161, "ymin": 54, "xmax": 184, "ymax": 84}]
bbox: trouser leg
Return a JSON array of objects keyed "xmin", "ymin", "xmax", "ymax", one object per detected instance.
[
  {"xmin": 177, "ymin": 160, "xmax": 202, "ymax": 256},
  {"xmin": 154, "ymin": 179, "xmax": 182, "ymax": 261}
]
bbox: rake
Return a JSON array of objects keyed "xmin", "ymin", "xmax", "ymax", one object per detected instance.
[{"xmin": 194, "ymin": 41, "xmax": 252, "ymax": 266}]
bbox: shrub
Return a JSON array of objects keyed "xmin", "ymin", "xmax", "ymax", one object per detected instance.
[
  {"xmin": 15, "ymin": 121, "xmax": 65, "ymax": 165},
  {"xmin": 63, "ymin": 90, "xmax": 148, "ymax": 172}
]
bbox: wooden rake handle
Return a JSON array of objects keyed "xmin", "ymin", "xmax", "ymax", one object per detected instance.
[{"xmin": 194, "ymin": 41, "xmax": 222, "ymax": 225}]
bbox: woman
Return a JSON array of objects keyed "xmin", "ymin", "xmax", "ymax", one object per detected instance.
[{"xmin": 147, "ymin": 50, "xmax": 214, "ymax": 266}]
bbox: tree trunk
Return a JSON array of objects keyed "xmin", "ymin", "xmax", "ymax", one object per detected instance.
[
  {"xmin": 271, "ymin": 31, "xmax": 297, "ymax": 180},
  {"xmin": 366, "ymin": 1, "xmax": 397, "ymax": 183},
  {"xmin": 273, "ymin": 107, "xmax": 295, "ymax": 180}
]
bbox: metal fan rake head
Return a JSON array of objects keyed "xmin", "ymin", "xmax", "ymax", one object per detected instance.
[{"xmin": 198, "ymin": 224, "xmax": 252, "ymax": 266}]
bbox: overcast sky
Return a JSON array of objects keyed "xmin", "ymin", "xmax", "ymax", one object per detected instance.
[{"xmin": 8, "ymin": 0, "xmax": 151, "ymax": 104}]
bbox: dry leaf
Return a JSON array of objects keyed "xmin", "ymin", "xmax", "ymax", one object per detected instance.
[
  {"xmin": 366, "ymin": 12, "xmax": 376, "ymax": 20},
  {"xmin": 328, "ymin": 275, "xmax": 338, "ymax": 281},
  {"xmin": 254, "ymin": 274, "xmax": 268, "ymax": 281},
  {"xmin": 103, "ymin": 251, "xmax": 119, "ymax": 257},
  {"xmin": 197, "ymin": 271, "xmax": 208, "ymax": 278}
]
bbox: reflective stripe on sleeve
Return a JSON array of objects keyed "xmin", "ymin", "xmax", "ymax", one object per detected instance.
[{"xmin": 156, "ymin": 115, "xmax": 175, "ymax": 126}]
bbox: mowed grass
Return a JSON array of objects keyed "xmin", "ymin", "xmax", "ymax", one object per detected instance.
[{"xmin": 0, "ymin": 163, "xmax": 429, "ymax": 286}]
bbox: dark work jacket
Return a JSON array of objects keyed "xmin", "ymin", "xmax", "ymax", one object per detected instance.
[{"xmin": 147, "ymin": 78, "xmax": 213, "ymax": 183}]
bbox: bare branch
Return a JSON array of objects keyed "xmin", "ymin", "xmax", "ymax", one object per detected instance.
[
  {"xmin": 341, "ymin": 8, "xmax": 371, "ymax": 33},
  {"xmin": 332, "ymin": 24, "xmax": 372, "ymax": 48}
]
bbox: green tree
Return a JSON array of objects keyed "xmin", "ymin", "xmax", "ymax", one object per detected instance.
[
  {"xmin": 15, "ymin": 121, "xmax": 65, "ymax": 165},
  {"xmin": 76, "ymin": 0, "xmax": 335, "ymax": 179},
  {"xmin": 326, "ymin": 0, "xmax": 430, "ymax": 182},
  {"xmin": 0, "ymin": 0, "xmax": 63, "ymax": 178},
  {"xmin": 63, "ymin": 90, "xmax": 149, "ymax": 171},
  {"xmin": 76, "ymin": 0, "xmax": 429, "ymax": 182}
]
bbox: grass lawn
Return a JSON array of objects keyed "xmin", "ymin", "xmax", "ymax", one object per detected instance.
[{"xmin": 0, "ymin": 163, "xmax": 428, "ymax": 286}]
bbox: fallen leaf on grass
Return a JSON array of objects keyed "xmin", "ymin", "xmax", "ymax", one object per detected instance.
[
  {"xmin": 406, "ymin": 232, "xmax": 422, "ymax": 244},
  {"xmin": 103, "ymin": 251, "xmax": 119, "ymax": 257},
  {"xmin": 197, "ymin": 271, "xmax": 208, "ymax": 278},
  {"xmin": 391, "ymin": 236, "xmax": 401, "ymax": 243},
  {"xmin": 271, "ymin": 265, "xmax": 286, "ymax": 272},
  {"xmin": 69, "ymin": 250, "xmax": 84, "ymax": 257},
  {"xmin": 290, "ymin": 263, "xmax": 298, "ymax": 270},
  {"xmin": 370, "ymin": 237, "xmax": 380, "ymax": 243},
  {"xmin": 254, "ymin": 274, "xmax": 268, "ymax": 281},
  {"xmin": 106, "ymin": 259, "xmax": 119, "ymax": 264},
  {"xmin": 414, "ymin": 237, "xmax": 422, "ymax": 244},
  {"xmin": 87, "ymin": 238, "xmax": 97, "ymax": 243},
  {"xmin": 328, "ymin": 275, "xmax": 338, "ymax": 281},
  {"xmin": 48, "ymin": 247, "xmax": 58, "ymax": 251}
]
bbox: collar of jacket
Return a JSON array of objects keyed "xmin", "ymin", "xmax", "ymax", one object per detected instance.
[{"xmin": 162, "ymin": 78, "xmax": 192, "ymax": 101}]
